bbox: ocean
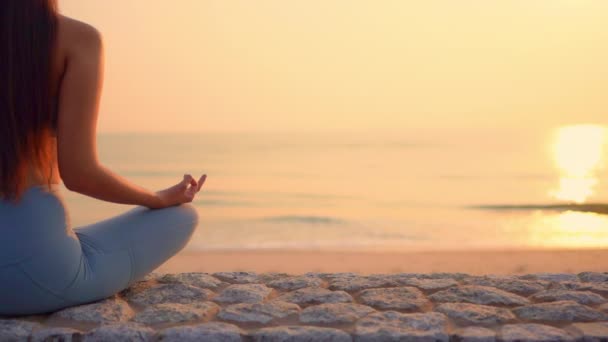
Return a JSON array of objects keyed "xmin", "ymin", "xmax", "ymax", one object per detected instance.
[{"xmin": 61, "ymin": 126, "xmax": 608, "ymax": 252}]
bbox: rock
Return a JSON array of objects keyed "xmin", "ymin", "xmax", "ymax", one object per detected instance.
[
  {"xmin": 435, "ymin": 302, "xmax": 515, "ymax": 326},
  {"xmin": 140, "ymin": 272, "xmax": 163, "ymax": 282},
  {"xmin": 425, "ymin": 272, "xmax": 470, "ymax": 280},
  {"xmin": 157, "ymin": 322, "xmax": 243, "ymax": 342},
  {"xmin": 0, "ymin": 320, "xmax": 42, "ymax": 341},
  {"xmin": 354, "ymin": 311, "xmax": 448, "ymax": 342},
  {"xmin": 159, "ymin": 272, "xmax": 225, "ymax": 290},
  {"xmin": 258, "ymin": 272, "xmax": 292, "ymax": 283},
  {"xmin": 310, "ymin": 272, "xmax": 359, "ymax": 281},
  {"xmin": 552, "ymin": 281, "xmax": 608, "ymax": 297},
  {"xmin": 213, "ymin": 284, "xmax": 273, "ymax": 304},
  {"xmin": 513, "ymin": 300, "xmax": 606, "ymax": 322},
  {"xmin": 82, "ymin": 323, "xmax": 155, "ymax": 342},
  {"xmin": 519, "ymin": 273, "xmax": 579, "ymax": 283},
  {"xmin": 600, "ymin": 303, "xmax": 608, "ymax": 313},
  {"xmin": 462, "ymin": 276, "xmax": 546, "ymax": 296},
  {"xmin": 578, "ymin": 272, "xmax": 608, "ymax": 283},
  {"xmin": 250, "ymin": 325, "xmax": 351, "ymax": 342},
  {"xmin": 31, "ymin": 327, "xmax": 82, "ymax": 342},
  {"xmin": 359, "ymin": 287, "xmax": 429, "ymax": 311},
  {"xmin": 570, "ymin": 322, "xmax": 608, "ymax": 341},
  {"xmin": 51, "ymin": 296, "xmax": 134, "ymax": 324},
  {"xmin": 451, "ymin": 327, "xmax": 496, "ymax": 342},
  {"xmin": 429, "ymin": 285, "xmax": 529, "ymax": 306},
  {"xmin": 500, "ymin": 323, "xmax": 575, "ymax": 342},
  {"xmin": 328, "ymin": 274, "xmax": 397, "ymax": 292},
  {"xmin": 300, "ymin": 303, "xmax": 376, "ymax": 324},
  {"xmin": 218, "ymin": 301, "xmax": 300, "ymax": 324},
  {"xmin": 530, "ymin": 289, "xmax": 606, "ymax": 305},
  {"xmin": 133, "ymin": 302, "xmax": 219, "ymax": 325},
  {"xmin": 267, "ymin": 275, "xmax": 325, "ymax": 291},
  {"xmin": 124, "ymin": 283, "xmax": 215, "ymax": 306},
  {"xmin": 277, "ymin": 287, "xmax": 353, "ymax": 306},
  {"xmin": 120, "ymin": 279, "xmax": 155, "ymax": 298},
  {"xmin": 212, "ymin": 271, "xmax": 259, "ymax": 284},
  {"xmin": 389, "ymin": 272, "xmax": 469, "ymax": 281},
  {"xmin": 396, "ymin": 277, "xmax": 458, "ymax": 292}
]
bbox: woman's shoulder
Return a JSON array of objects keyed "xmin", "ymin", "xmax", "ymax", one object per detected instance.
[{"xmin": 57, "ymin": 15, "xmax": 103, "ymax": 54}]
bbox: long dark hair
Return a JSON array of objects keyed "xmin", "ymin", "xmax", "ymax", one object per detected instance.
[{"xmin": 0, "ymin": 0, "xmax": 59, "ymax": 202}]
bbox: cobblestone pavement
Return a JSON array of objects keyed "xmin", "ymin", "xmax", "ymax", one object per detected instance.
[{"xmin": 2, "ymin": 272, "xmax": 608, "ymax": 341}]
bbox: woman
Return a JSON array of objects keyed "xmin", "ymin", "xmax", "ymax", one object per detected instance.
[{"xmin": 0, "ymin": 1, "xmax": 206, "ymax": 315}]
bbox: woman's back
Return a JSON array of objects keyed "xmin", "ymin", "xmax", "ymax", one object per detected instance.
[{"xmin": 23, "ymin": 15, "xmax": 101, "ymax": 190}]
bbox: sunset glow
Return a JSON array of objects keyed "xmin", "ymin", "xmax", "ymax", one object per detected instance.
[
  {"xmin": 528, "ymin": 211, "xmax": 608, "ymax": 248},
  {"xmin": 550, "ymin": 124, "xmax": 607, "ymax": 203}
]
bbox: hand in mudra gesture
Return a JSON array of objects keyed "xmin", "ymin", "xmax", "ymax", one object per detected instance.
[{"xmin": 152, "ymin": 174, "xmax": 206, "ymax": 209}]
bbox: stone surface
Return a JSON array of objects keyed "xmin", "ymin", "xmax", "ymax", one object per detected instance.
[
  {"xmin": 328, "ymin": 274, "xmax": 397, "ymax": 292},
  {"xmin": 267, "ymin": 275, "xmax": 325, "ymax": 291},
  {"xmin": 519, "ymin": 273, "xmax": 580, "ymax": 282},
  {"xmin": 359, "ymin": 287, "xmax": 429, "ymax": 311},
  {"xmin": 299, "ymin": 303, "xmax": 376, "ymax": 324},
  {"xmin": 159, "ymin": 272, "xmax": 225, "ymax": 290},
  {"xmin": 571, "ymin": 322, "xmax": 608, "ymax": 341},
  {"xmin": 427, "ymin": 272, "xmax": 471, "ymax": 280},
  {"xmin": 396, "ymin": 277, "xmax": 459, "ymax": 292},
  {"xmin": 354, "ymin": 311, "xmax": 448, "ymax": 342},
  {"xmin": 462, "ymin": 276, "xmax": 547, "ymax": 296},
  {"xmin": 500, "ymin": 323, "xmax": 575, "ymax": 342},
  {"xmin": 250, "ymin": 325, "xmax": 351, "ymax": 342},
  {"xmin": 124, "ymin": 283, "xmax": 215, "ymax": 306},
  {"xmin": 82, "ymin": 323, "xmax": 155, "ymax": 342},
  {"xmin": 157, "ymin": 322, "xmax": 243, "ymax": 341},
  {"xmin": 133, "ymin": 302, "xmax": 219, "ymax": 325},
  {"xmin": 436, "ymin": 302, "xmax": 515, "ymax": 326},
  {"xmin": 213, "ymin": 283, "xmax": 273, "ymax": 304},
  {"xmin": 552, "ymin": 281, "xmax": 608, "ymax": 297},
  {"xmin": 5, "ymin": 271, "xmax": 608, "ymax": 341},
  {"xmin": 31, "ymin": 327, "xmax": 82, "ymax": 342},
  {"xmin": 0, "ymin": 320, "xmax": 41, "ymax": 341},
  {"xmin": 578, "ymin": 272, "xmax": 608, "ymax": 283},
  {"xmin": 530, "ymin": 289, "xmax": 606, "ymax": 305},
  {"xmin": 451, "ymin": 326, "xmax": 496, "ymax": 342},
  {"xmin": 140, "ymin": 272, "xmax": 163, "ymax": 282},
  {"xmin": 212, "ymin": 271, "xmax": 260, "ymax": 284},
  {"xmin": 218, "ymin": 301, "xmax": 300, "ymax": 324},
  {"xmin": 277, "ymin": 287, "xmax": 353, "ymax": 306},
  {"xmin": 429, "ymin": 285, "xmax": 529, "ymax": 306},
  {"xmin": 51, "ymin": 296, "xmax": 134, "ymax": 324},
  {"xmin": 513, "ymin": 300, "xmax": 606, "ymax": 322}
]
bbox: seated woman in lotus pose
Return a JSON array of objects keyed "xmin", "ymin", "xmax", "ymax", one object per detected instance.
[{"xmin": 0, "ymin": 0, "xmax": 206, "ymax": 315}]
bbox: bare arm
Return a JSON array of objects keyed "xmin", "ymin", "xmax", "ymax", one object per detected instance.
[{"xmin": 56, "ymin": 19, "xmax": 205, "ymax": 208}]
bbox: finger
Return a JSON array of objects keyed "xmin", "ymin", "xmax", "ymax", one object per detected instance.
[
  {"xmin": 185, "ymin": 185, "xmax": 197, "ymax": 201},
  {"xmin": 181, "ymin": 174, "xmax": 195, "ymax": 187},
  {"xmin": 197, "ymin": 174, "xmax": 207, "ymax": 192}
]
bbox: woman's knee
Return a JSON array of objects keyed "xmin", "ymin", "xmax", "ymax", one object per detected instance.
[{"xmin": 164, "ymin": 203, "xmax": 199, "ymax": 236}]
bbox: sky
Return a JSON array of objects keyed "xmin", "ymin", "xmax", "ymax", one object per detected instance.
[{"xmin": 59, "ymin": 0, "xmax": 608, "ymax": 133}]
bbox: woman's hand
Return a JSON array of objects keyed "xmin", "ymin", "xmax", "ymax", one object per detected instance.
[{"xmin": 149, "ymin": 174, "xmax": 206, "ymax": 209}]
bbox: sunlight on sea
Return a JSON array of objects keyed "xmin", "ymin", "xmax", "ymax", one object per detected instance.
[{"xmin": 60, "ymin": 125, "xmax": 608, "ymax": 251}]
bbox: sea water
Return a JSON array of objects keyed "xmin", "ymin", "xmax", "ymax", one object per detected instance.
[{"xmin": 61, "ymin": 127, "xmax": 608, "ymax": 252}]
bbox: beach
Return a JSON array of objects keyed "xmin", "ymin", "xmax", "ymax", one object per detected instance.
[{"xmin": 157, "ymin": 248, "xmax": 608, "ymax": 275}]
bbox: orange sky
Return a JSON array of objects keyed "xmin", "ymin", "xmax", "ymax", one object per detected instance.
[{"xmin": 59, "ymin": 0, "xmax": 608, "ymax": 133}]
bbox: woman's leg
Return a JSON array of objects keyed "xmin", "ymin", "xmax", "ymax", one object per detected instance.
[{"xmin": 65, "ymin": 203, "xmax": 199, "ymax": 304}]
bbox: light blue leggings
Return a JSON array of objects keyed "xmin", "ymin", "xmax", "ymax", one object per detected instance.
[{"xmin": 0, "ymin": 184, "xmax": 199, "ymax": 316}]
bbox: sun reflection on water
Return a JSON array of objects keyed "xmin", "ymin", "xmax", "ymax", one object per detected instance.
[
  {"xmin": 527, "ymin": 211, "xmax": 608, "ymax": 248},
  {"xmin": 550, "ymin": 124, "xmax": 607, "ymax": 203}
]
